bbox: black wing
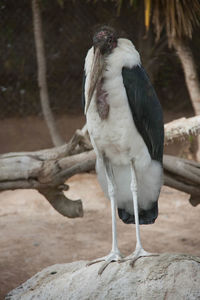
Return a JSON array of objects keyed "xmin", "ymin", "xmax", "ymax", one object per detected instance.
[
  {"xmin": 82, "ymin": 72, "xmax": 86, "ymax": 111},
  {"xmin": 122, "ymin": 65, "xmax": 164, "ymax": 163}
]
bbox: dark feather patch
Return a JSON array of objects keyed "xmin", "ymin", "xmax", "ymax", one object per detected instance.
[
  {"xmin": 122, "ymin": 65, "xmax": 164, "ymax": 163},
  {"xmin": 118, "ymin": 201, "xmax": 158, "ymax": 225}
]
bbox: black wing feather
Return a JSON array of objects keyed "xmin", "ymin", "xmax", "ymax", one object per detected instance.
[{"xmin": 122, "ymin": 65, "xmax": 164, "ymax": 163}]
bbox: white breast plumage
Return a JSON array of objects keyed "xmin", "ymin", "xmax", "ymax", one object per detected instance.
[
  {"xmin": 85, "ymin": 38, "xmax": 150, "ymax": 168},
  {"xmin": 83, "ymin": 28, "xmax": 164, "ymax": 274}
]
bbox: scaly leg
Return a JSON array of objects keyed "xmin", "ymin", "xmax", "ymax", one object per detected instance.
[
  {"xmin": 87, "ymin": 157, "xmax": 124, "ymax": 274},
  {"xmin": 126, "ymin": 160, "xmax": 158, "ymax": 266}
]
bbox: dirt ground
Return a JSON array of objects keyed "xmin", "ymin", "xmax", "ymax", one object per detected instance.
[{"xmin": 0, "ymin": 115, "xmax": 200, "ymax": 299}]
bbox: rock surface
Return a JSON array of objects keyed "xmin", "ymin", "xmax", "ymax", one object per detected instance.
[{"xmin": 6, "ymin": 253, "xmax": 200, "ymax": 300}]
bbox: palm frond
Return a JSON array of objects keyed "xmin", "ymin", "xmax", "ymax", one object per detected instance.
[
  {"xmin": 144, "ymin": 0, "xmax": 151, "ymax": 32},
  {"xmin": 116, "ymin": 0, "xmax": 123, "ymax": 16},
  {"xmin": 152, "ymin": 0, "xmax": 200, "ymax": 45}
]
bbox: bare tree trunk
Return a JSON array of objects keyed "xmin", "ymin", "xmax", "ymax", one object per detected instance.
[
  {"xmin": 172, "ymin": 38, "xmax": 200, "ymax": 160},
  {"xmin": 32, "ymin": 0, "xmax": 64, "ymax": 147}
]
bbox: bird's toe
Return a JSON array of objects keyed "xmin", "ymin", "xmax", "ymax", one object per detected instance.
[
  {"xmin": 129, "ymin": 249, "xmax": 159, "ymax": 267},
  {"xmin": 87, "ymin": 250, "xmax": 124, "ymax": 274}
]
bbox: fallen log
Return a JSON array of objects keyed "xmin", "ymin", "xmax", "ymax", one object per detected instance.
[
  {"xmin": 1, "ymin": 150, "xmax": 199, "ymax": 207},
  {"xmin": 0, "ymin": 116, "xmax": 200, "ymax": 218},
  {"xmin": 164, "ymin": 115, "xmax": 200, "ymax": 144},
  {"xmin": 0, "ymin": 127, "xmax": 93, "ymax": 218},
  {"xmin": 163, "ymin": 155, "xmax": 200, "ymax": 206},
  {"xmin": 0, "ymin": 150, "xmax": 95, "ymax": 218}
]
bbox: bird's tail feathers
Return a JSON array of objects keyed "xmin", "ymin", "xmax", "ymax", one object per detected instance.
[{"xmin": 118, "ymin": 201, "xmax": 158, "ymax": 225}]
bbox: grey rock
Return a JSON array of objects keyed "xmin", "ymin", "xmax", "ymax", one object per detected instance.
[{"xmin": 6, "ymin": 253, "xmax": 200, "ymax": 300}]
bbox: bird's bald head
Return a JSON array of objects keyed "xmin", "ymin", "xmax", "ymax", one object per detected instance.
[{"xmin": 93, "ymin": 26, "xmax": 118, "ymax": 55}]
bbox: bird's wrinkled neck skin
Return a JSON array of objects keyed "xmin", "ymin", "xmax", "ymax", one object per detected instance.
[
  {"xmin": 86, "ymin": 26, "xmax": 118, "ymax": 114},
  {"xmin": 96, "ymin": 78, "xmax": 109, "ymax": 119}
]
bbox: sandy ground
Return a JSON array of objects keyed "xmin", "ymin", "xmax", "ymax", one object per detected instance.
[
  {"xmin": 0, "ymin": 114, "xmax": 86, "ymax": 154},
  {"xmin": 0, "ymin": 114, "xmax": 200, "ymax": 299},
  {"xmin": 1, "ymin": 174, "xmax": 200, "ymax": 299}
]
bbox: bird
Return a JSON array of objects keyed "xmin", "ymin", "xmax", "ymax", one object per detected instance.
[{"xmin": 82, "ymin": 25, "xmax": 164, "ymax": 274}]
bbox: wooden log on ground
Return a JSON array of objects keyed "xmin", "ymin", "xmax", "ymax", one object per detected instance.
[
  {"xmin": 1, "ymin": 116, "xmax": 200, "ymax": 218},
  {"xmin": 163, "ymin": 155, "xmax": 200, "ymax": 206},
  {"xmin": 0, "ymin": 150, "xmax": 95, "ymax": 218},
  {"xmin": 164, "ymin": 115, "xmax": 200, "ymax": 144}
]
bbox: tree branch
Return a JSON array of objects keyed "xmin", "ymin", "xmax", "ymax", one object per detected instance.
[
  {"xmin": 0, "ymin": 150, "xmax": 95, "ymax": 218},
  {"xmin": 164, "ymin": 115, "xmax": 200, "ymax": 144},
  {"xmin": 163, "ymin": 155, "xmax": 200, "ymax": 206},
  {"xmin": 1, "ymin": 115, "xmax": 200, "ymax": 218}
]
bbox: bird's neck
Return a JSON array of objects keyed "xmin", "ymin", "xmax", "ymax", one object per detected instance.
[{"xmin": 96, "ymin": 77, "xmax": 109, "ymax": 120}]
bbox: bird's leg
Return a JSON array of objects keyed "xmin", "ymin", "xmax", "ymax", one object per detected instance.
[
  {"xmin": 87, "ymin": 157, "xmax": 124, "ymax": 274},
  {"xmin": 104, "ymin": 158, "xmax": 123, "ymax": 257},
  {"xmin": 126, "ymin": 159, "xmax": 158, "ymax": 266}
]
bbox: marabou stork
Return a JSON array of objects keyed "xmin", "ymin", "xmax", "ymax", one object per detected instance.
[{"xmin": 82, "ymin": 26, "xmax": 164, "ymax": 274}]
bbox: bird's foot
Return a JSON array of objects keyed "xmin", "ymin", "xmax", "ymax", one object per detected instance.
[
  {"xmin": 87, "ymin": 250, "xmax": 124, "ymax": 275},
  {"xmin": 121, "ymin": 248, "xmax": 159, "ymax": 267}
]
